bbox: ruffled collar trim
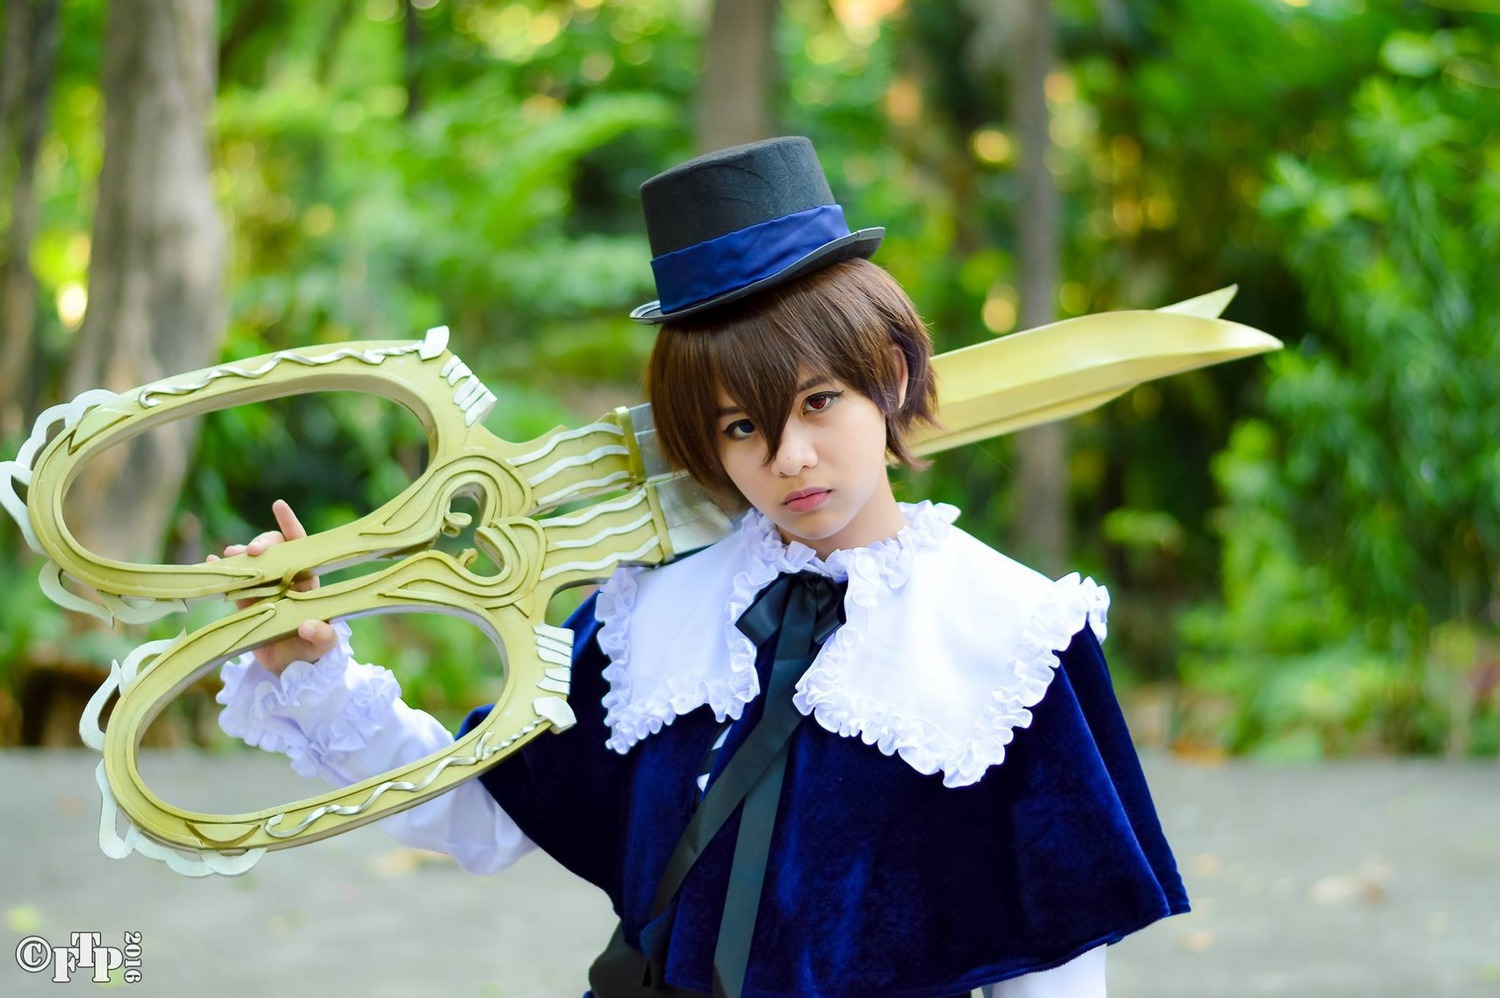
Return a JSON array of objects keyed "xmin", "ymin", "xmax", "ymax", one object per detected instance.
[
  {"xmin": 735, "ymin": 499, "xmax": 955, "ymax": 584},
  {"xmin": 595, "ymin": 501, "xmax": 1108, "ymax": 787}
]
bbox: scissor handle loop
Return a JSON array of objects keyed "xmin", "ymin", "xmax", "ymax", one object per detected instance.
[
  {"xmin": 0, "ymin": 329, "xmax": 696, "ymax": 871},
  {"xmin": 97, "ymin": 537, "xmax": 583, "ymax": 854},
  {"xmin": 16, "ymin": 330, "xmax": 543, "ymax": 614},
  {"xmin": 88, "ymin": 474, "xmax": 678, "ymax": 867},
  {"xmin": 4, "ymin": 296, "xmax": 1284, "ymax": 873}
]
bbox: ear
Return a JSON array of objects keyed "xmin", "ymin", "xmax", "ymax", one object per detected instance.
[{"xmin": 889, "ymin": 344, "xmax": 909, "ymax": 410}]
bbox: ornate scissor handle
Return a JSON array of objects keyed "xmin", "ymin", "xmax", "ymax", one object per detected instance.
[
  {"xmin": 2, "ymin": 294, "xmax": 1279, "ymax": 876},
  {"xmin": 1, "ymin": 326, "xmax": 733, "ymax": 875}
]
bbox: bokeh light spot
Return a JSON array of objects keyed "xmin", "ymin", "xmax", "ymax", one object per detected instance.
[
  {"xmin": 982, "ymin": 285, "xmax": 1018, "ymax": 334},
  {"xmin": 57, "ymin": 283, "xmax": 88, "ymax": 329},
  {"xmin": 972, "ymin": 128, "xmax": 1012, "ymax": 166}
]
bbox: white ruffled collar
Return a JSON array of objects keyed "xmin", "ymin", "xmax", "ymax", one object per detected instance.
[
  {"xmin": 734, "ymin": 498, "xmax": 951, "ymax": 584},
  {"xmin": 595, "ymin": 501, "xmax": 1108, "ymax": 787}
]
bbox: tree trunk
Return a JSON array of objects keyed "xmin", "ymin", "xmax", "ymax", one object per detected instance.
[
  {"xmin": 1003, "ymin": 0, "xmax": 1068, "ymax": 573},
  {"xmin": 0, "ymin": 0, "xmax": 61, "ymax": 437},
  {"xmin": 62, "ymin": 0, "xmax": 225, "ymax": 564},
  {"xmin": 402, "ymin": 0, "xmax": 424, "ymax": 119},
  {"xmin": 697, "ymin": 0, "xmax": 778, "ymax": 152}
]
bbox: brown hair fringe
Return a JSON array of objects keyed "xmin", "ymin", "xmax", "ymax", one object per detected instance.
[{"xmin": 646, "ymin": 258, "xmax": 938, "ymax": 501}]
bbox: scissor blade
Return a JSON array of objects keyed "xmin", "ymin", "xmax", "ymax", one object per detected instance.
[
  {"xmin": 624, "ymin": 401, "xmax": 673, "ymax": 479},
  {"xmin": 653, "ymin": 473, "xmax": 738, "ymax": 557},
  {"xmin": 911, "ymin": 303, "xmax": 1281, "ymax": 458},
  {"xmin": 1157, "ymin": 284, "xmax": 1238, "ymax": 318},
  {"xmin": 617, "ymin": 286, "xmax": 1280, "ymax": 550}
]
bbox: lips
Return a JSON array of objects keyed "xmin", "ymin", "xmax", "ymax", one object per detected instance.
[{"xmin": 783, "ymin": 487, "xmax": 831, "ymax": 513}]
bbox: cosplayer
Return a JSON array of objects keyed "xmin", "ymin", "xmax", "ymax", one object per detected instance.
[{"xmin": 214, "ymin": 137, "xmax": 1189, "ymax": 997}]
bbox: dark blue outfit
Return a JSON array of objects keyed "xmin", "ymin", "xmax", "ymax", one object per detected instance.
[{"xmin": 459, "ymin": 593, "xmax": 1188, "ymax": 998}]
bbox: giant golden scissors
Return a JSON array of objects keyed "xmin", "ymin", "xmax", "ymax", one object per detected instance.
[{"xmin": 0, "ymin": 287, "xmax": 1276, "ymax": 876}]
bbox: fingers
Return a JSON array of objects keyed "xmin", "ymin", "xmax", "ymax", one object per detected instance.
[
  {"xmin": 216, "ymin": 535, "xmax": 277, "ymax": 558},
  {"xmin": 273, "ymin": 499, "xmax": 308, "ymax": 542},
  {"xmin": 202, "ymin": 500, "xmax": 335, "ymax": 675},
  {"xmin": 216, "ymin": 500, "xmax": 322, "ymax": 616},
  {"xmin": 269, "ymin": 500, "xmax": 318, "ymax": 590},
  {"xmin": 298, "ymin": 619, "xmax": 336, "ymax": 649},
  {"xmin": 245, "ymin": 530, "xmax": 284, "ymax": 556},
  {"xmin": 234, "ymin": 502, "xmax": 307, "ymax": 556},
  {"xmin": 216, "ymin": 500, "xmax": 307, "ymax": 557},
  {"xmin": 256, "ymin": 619, "xmax": 339, "ymax": 676}
]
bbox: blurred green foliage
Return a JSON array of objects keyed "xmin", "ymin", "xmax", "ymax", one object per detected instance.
[
  {"xmin": 1, "ymin": 0, "xmax": 1495, "ymax": 754},
  {"xmin": 1182, "ymin": 25, "xmax": 1500, "ymax": 759}
]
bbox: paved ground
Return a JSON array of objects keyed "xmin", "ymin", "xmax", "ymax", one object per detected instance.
[{"xmin": 1, "ymin": 750, "xmax": 1497, "ymax": 997}]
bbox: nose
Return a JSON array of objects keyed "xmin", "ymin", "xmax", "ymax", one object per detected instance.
[{"xmin": 771, "ymin": 422, "xmax": 817, "ymax": 477}]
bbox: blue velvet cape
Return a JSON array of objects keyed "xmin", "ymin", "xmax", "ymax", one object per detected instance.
[{"xmin": 459, "ymin": 594, "xmax": 1188, "ymax": 997}]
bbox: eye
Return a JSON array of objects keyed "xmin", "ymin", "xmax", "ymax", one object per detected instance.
[
  {"xmin": 722, "ymin": 418, "xmax": 756, "ymax": 441},
  {"xmin": 803, "ymin": 390, "xmax": 843, "ymax": 413}
]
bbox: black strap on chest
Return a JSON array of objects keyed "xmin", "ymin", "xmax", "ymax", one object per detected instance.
[{"xmin": 589, "ymin": 571, "xmax": 845, "ymax": 998}]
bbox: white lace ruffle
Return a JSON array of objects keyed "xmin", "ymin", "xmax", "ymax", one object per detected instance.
[
  {"xmin": 597, "ymin": 539, "xmax": 765, "ymax": 753},
  {"xmin": 596, "ymin": 565, "xmax": 682, "ymax": 753},
  {"xmin": 795, "ymin": 569, "xmax": 1109, "ymax": 788},
  {"xmin": 216, "ymin": 620, "xmax": 403, "ymax": 780},
  {"xmin": 596, "ymin": 502, "xmax": 958, "ymax": 753},
  {"xmin": 593, "ymin": 500, "xmax": 1110, "ymax": 787}
]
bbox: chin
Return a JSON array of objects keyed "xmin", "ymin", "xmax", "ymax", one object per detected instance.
[{"xmin": 773, "ymin": 514, "xmax": 852, "ymax": 551}]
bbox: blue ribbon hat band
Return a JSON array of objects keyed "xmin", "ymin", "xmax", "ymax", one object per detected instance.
[{"xmin": 649, "ymin": 204, "xmax": 852, "ymax": 315}]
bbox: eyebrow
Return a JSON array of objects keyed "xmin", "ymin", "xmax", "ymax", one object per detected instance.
[{"xmin": 716, "ymin": 377, "xmax": 830, "ymax": 418}]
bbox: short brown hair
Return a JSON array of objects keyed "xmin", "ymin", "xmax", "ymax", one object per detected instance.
[{"xmin": 646, "ymin": 258, "xmax": 937, "ymax": 500}]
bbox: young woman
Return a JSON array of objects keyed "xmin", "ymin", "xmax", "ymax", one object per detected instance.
[{"xmin": 216, "ymin": 137, "xmax": 1188, "ymax": 997}]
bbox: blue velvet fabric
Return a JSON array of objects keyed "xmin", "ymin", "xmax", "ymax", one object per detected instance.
[
  {"xmin": 649, "ymin": 204, "xmax": 850, "ymax": 312},
  {"xmin": 459, "ymin": 594, "xmax": 1188, "ymax": 997}
]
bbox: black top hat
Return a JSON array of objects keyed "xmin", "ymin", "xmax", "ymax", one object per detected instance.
[{"xmin": 631, "ymin": 136, "xmax": 884, "ymax": 323}]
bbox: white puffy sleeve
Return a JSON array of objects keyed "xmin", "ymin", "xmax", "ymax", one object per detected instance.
[{"xmin": 216, "ymin": 621, "xmax": 536, "ymax": 874}]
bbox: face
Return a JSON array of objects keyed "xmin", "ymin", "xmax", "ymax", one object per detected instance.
[{"xmin": 716, "ymin": 371, "xmax": 908, "ymax": 559}]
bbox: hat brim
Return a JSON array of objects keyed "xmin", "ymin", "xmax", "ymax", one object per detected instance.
[{"xmin": 630, "ymin": 227, "xmax": 885, "ymax": 324}]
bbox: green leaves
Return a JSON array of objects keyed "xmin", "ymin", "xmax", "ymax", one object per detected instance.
[
  {"xmin": 1182, "ymin": 22, "xmax": 1500, "ymax": 756},
  {"xmin": 1379, "ymin": 29, "xmax": 1459, "ymax": 78},
  {"xmin": 9, "ymin": 1, "xmax": 1497, "ymax": 751}
]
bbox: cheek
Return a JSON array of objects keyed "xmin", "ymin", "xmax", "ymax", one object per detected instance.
[
  {"xmin": 848, "ymin": 406, "xmax": 892, "ymax": 456},
  {"xmin": 714, "ymin": 440, "xmax": 736, "ymax": 477},
  {"xmin": 715, "ymin": 446, "xmax": 756, "ymax": 495}
]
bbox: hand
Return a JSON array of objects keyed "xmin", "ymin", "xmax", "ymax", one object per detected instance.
[{"xmin": 207, "ymin": 499, "xmax": 338, "ymax": 677}]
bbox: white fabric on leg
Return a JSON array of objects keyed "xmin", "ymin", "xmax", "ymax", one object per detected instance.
[{"xmin": 981, "ymin": 946, "xmax": 1106, "ymax": 998}]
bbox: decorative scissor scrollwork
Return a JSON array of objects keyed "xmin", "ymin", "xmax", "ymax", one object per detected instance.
[
  {"xmin": 1, "ymin": 325, "xmax": 732, "ymax": 875},
  {"xmin": 1, "ymin": 294, "xmax": 1279, "ymax": 876}
]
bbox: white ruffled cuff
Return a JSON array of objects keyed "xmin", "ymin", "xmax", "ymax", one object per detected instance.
[
  {"xmin": 215, "ymin": 621, "xmax": 539, "ymax": 874},
  {"xmin": 216, "ymin": 620, "xmax": 402, "ymax": 783}
]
